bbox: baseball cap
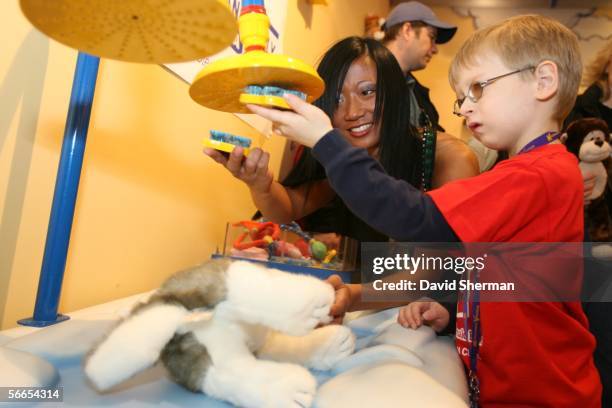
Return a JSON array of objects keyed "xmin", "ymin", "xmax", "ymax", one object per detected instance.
[{"xmin": 382, "ymin": 1, "xmax": 457, "ymax": 44}]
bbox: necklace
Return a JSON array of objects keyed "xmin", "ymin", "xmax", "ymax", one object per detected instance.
[
  {"xmin": 465, "ymin": 129, "xmax": 561, "ymax": 408},
  {"xmin": 420, "ymin": 115, "xmax": 436, "ymax": 192}
]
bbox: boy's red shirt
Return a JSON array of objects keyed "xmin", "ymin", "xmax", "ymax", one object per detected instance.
[{"xmin": 428, "ymin": 144, "xmax": 601, "ymax": 407}]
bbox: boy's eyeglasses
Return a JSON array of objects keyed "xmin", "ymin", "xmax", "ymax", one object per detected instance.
[{"xmin": 453, "ymin": 66, "xmax": 534, "ymax": 116}]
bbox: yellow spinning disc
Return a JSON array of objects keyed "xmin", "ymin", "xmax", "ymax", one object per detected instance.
[
  {"xmin": 189, "ymin": 51, "xmax": 325, "ymax": 113},
  {"xmin": 239, "ymin": 93, "xmax": 294, "ymax": 110},
  {"xmin": 20, "ymin": 0, "xmax": 238, "ymax": 63}
]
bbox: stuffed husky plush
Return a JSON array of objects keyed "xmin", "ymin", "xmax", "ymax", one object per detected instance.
[{"xmin": 84, "ymin": 258, "xmax": 355, "ymax": 408}]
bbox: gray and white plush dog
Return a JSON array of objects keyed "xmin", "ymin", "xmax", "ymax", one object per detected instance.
[{"xmin": 84, "ymin": 258, "xmax": 355, "ymax": 408}]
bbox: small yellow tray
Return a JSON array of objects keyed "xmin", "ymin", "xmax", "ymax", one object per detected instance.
[{"xmin": 203, "ymin": 138, "xmax": 250, "ymax": 156}]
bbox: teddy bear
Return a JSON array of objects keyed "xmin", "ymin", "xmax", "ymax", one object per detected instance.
[
  {"xmin": 563, "ymin": 117, "xmax": 612, "ymax": 259},
  {"xmin": 364, "ymin": 14, "xmax": 385, "ymax": 40}
]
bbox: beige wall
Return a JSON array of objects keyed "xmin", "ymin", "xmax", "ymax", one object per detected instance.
[{"xmin": 0, "ymin": 0, "xmax": 389, "ymax": 329}]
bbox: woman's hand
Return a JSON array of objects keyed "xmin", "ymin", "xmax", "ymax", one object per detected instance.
[
  {"xmin": 397, "ymin": 300, "xmax": 449, "ymax": 333},
  {"xmin": 247, "ymin": 94, "xmax": 333, "ymax": 148},
  {"xmin": 204, "ymin": 146, "xmax": 273, "ymax": 194},
  {"xmin": 326, "ymin": 274, "xmax": 352, "ymax": 324}
]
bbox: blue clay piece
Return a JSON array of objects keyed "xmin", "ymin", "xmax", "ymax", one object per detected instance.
[
  {"xmin": 210, "ymin": 130, "xmax": 252, "ymax": 148},
  {"xmin": 244, "ymin": 85, "xmax": 306, "ymax": 100}
]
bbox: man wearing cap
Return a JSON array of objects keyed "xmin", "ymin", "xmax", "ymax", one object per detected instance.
[
  {"xmin": 382, "ymin": 1, "xmax": 457, "ymax": 132},
  {"xmin": 382, "ymin": 2, "xmax": 463, "ymax": 337}
]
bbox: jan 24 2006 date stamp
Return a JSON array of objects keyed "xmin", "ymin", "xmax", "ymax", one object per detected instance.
[{"xmin": 0, "ymin": 387, "xmax": 63, "ymax": 402}]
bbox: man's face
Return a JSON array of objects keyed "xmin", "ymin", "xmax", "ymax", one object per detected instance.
[{"xmin": 405, "ymin": 24, "xmax": 438, "ymax": 71}]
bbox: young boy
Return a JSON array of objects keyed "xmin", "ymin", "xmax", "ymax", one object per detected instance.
[{"xmin": 249, "ymin": 15, "xmax": 602, "ymax": 407}]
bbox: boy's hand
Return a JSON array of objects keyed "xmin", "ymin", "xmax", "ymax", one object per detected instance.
[
  {"xmin": 204, "ymin": 146, "xmax": 273, "ymax": 194},
  {"xmin": 326, "ymin": 274, "xmax": 351, "ymax": 324},
  {"xmin": 246, "ymin": 94, "xmax": 333, "ymax": 148},
  {"xmin": 397, "ymin": 300, "xmax": 450, "ymax": 333}
]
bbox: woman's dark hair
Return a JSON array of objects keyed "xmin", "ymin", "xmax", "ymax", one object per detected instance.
[{"xmin": 282, "ymin": 36, "xmax": 422, "ymax": 189}]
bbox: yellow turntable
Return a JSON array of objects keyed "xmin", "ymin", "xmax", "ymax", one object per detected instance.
[
  {"xmin": 189, "ymin": 0, "xmax": 324, "ymax": 113},
  {"xmin": 20, "ymin": 0, "xmax": 238, "ymax": 63}
]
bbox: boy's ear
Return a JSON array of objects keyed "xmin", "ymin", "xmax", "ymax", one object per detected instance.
[{"xmin": 533, "ymin": 60, "xmax": 559, "ymax": 101}]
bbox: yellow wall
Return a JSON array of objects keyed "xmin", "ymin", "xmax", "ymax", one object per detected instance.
[{"xmin": 0, "ymin": 0, "xmax": 389, "ymax": 329}]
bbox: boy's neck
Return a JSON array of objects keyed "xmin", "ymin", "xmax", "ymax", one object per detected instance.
[{"xmin": 508, "ymin": 118, "xmax": 560, "ymax": 157}]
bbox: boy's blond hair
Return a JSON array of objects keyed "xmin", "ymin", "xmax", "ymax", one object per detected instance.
[{"xmin": 449, "ymin": 15, "xmax": 582, "ymax": 122}]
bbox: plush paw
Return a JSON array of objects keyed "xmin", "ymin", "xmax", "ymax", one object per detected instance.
[
  {"xmin": 277, "ymin": 282, "xmax": 334, "ymax": 336},
  {"xmin": 224, "ymin": 261, "xmax": 334, "ymax": 335},
  {"xmin": 305, "ymin": 325, "xmax": 356, "ymax": 371},
  {"xmin": 259, "ymin": 363, "xmax": 317, "ymax": 408},
  {"xmin": 204, "ymin": 360, "xmax": 316, "ymax": 408}
]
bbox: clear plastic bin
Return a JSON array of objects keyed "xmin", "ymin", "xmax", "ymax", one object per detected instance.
[{"xmin": 220, "ymin": 220, "xmax": 358, "ymax": 272}]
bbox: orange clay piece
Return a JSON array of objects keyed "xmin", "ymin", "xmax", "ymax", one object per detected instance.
[{"xmin": 232, "ymin": 221, "xmax": 281, "ymax": 250}]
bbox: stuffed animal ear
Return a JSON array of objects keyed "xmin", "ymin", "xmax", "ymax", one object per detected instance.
[
  {"xmin": 560, "ymin": 133, "xmax": 568, "ymax": 143},
  {"xmin": 84, "ymin": 302, "xmax": 188, "ymax": 391}
]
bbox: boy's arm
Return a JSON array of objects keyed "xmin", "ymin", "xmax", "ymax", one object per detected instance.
[
  {"xmin": 246, "ymin": 96, "xmax": 457, "ymax": 242},
  {"xmin": 312, "ymin": 131, "xmax": 458, "ymax": 242},
  {"xmin": 312, "ymin": 130, "xmax": 458, "ymax": 242}
]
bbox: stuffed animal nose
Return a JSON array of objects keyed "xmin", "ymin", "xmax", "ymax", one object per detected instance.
[{"xmin": 595, "ymin": 140, "xmax": 604, "ymax": 147}]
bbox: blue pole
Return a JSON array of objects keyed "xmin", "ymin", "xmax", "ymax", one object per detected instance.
[{"xmin": 19, "ymin": 52, "xmax": 100, "ymax": 327}]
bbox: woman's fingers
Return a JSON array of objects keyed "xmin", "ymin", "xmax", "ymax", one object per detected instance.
[
  {"xmin": 255, "ymin": 151, "xmax": 270, "ymax": 179},
  {"xmin": 225, "ymin": 146, "xmax": 245, "ymax": 176},
  {"xmin": 326, "ymin": 274, "xmax": 343, "ymax": 290},
  {"xmin": 326, "ymin": 275, "xmax": 350, "ymax": 319},
  {"xmin": 203, "ymin": 148, "xmax": 229, "ymax": 165},
  {"xmin": 243, "ymin": 148, "xmax": 262, "ymax": 175}
]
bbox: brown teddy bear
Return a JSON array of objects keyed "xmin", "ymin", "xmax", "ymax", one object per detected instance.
[{"xmin": 564, "ymin": 118, "xmax": 612, "ymax": 259}]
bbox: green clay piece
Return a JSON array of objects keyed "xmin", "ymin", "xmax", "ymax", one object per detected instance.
[{"xmin": 310, "ymin": 240, "xmax": 328, "ymax": 261}]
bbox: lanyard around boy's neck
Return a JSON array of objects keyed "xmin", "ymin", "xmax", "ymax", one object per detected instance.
[
  {"xmin": 464, "ymin": 268, "xmax": 481, "ymax": 408},
  {"xmin": 517, "ymin": 131, "xmax": 561, "ymax": 155},
  {"xmin": 465, "ymin": 130, "xmax": 560, "ymax": 407}
]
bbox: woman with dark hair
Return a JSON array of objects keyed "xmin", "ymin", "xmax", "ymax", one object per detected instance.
[
  {"xmin": 280, "ymin": 36, "xmax": 423, "ymax": 242},
  {"xmin": 205, "ymin": 36, "xmax": 478, "ymax": 244}
]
